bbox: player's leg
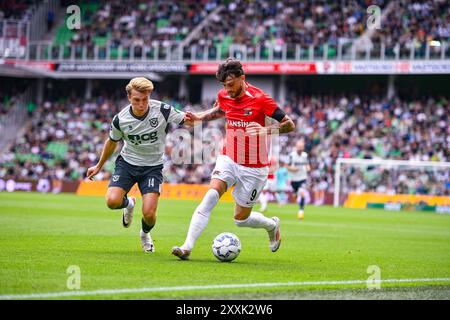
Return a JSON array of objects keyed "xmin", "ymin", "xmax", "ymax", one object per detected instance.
[
  {"xmin": 318, "ymin": 189, "xmax": 325, "ymax": 206},
  {"xmin": 276, "ymin": 187, "xmax": 288, "ymax": 206},
  {"xmin": 106, "ymin": 187, "xmax": 129, "ymax": 209},
  {"xmin": 232, "ymin": 168, "xmax": 281, "ymax": 252},
  {"xmin": 259, "ymin": 191, "xmax": 269, "ymax": 212},
  {"xmin": 172, "ymin": 156, "xmax": 236, "ymax": 260},
  {"xmin": 292, "ymin": 180, "xmax": 304, "ymax": 219},
  {"xmin": 259, "ymin": 178, "xmax": 275, "ymax": 212},
  {"xmin": 297, "ymin": 180, "xmax": 306, "ymax": 220},
  {"xmin": 234, "ymin": 204, "xmax": 280, "ymax": 252},
  {"xmin": 172, "ymin": 178, "xmax": 227, "ymax": 259},
  {"xmin": 106, "ymin": 157, "xmax": 137, "ymax": 227},
  {"xmin": 291, "ymin": 181, "xmax": 300, "ymax": 209},
  {"xmin": 137, "ymin": 165, "xmax": 164, "ymax": 253},
  {"xmin": 275, "ymin": 188, "xmax": 283, "ymax": 206},
  {"xmin": 283, "ymin": 188, "xmax": 289, "ymax": 205},
  {"xmin": 139, "ymin": 192, "xmax": 159, "ymax": 252},
  {"xmin": 258, "ymin": 183, "xmax": 269, "ymax": 212}
]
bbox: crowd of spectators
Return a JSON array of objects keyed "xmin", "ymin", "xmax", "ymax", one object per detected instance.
[
  {"xmin": 190, "ymin": 0, "xmax": 385, "ymax": 59},
  {"xmin": 0, "ymin": 79, "xmax": 33, "ymax": 116},
  {"xmin": 3, "ymin": 0, "xmax": 448, "ymax": 60},
  {"xmin": 73, "ymin": 0, "xmax": 382, "ymax": 59},
  {"xmin": 0, "ymin": 0, "xmax": 37, "ymax": 21},
  {"xmin": 68, "ymin": 0, "xmax": 221, "ymax": 58},
  {"xmin": 0, "ymin": 88, "xmax": 20, "ymax": 116},
  {"xmin": 0, "ymin": 88, "xmax": 448, "ymax": 198},
  {"xmin": 342, "ymin": 167, "xmax": 449, "ymax": 197},
  {"xmin": 371, "ymin": 0, "xmax": 450, "ymax": 58},
  {"xmin": 312, "ymin": 95, "xmax": 449, "ymax": 196},
  {"xmin": 0, "ymin": 94, "xmax": 123, "ymax": 182}
]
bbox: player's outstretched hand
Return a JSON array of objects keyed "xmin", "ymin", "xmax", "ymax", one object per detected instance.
[
  {"xmin": 246, "ymin": 122, "xmax": 267, "ymax": 136},
  {"xmin": 86, "ymin": 165, "xmax": 101, "ymax": 181},
  {"xmin": 185, "ymin": 112, "xmax": 201, "ymax": 122}
]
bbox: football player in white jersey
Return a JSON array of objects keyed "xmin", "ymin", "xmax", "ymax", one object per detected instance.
[
  {"xmin": 86, "ymin": 77, "xmax": 193, "ymax": 253},
  {"xmin": 287, "ymin": 139, "xmax": 310, "ymax": 220}
]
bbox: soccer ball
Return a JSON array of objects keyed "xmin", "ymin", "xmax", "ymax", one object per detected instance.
[{"xmin": 212, "ymin": 232, "xmax": 241, "ymax": 262}]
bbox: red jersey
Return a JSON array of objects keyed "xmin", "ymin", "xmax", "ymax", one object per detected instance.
[{"xmin": 217, "ymin": 83, "xmax": 279, "ymax": 168}]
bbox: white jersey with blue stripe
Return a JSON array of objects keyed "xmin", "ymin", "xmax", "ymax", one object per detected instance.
[{"xmin": 109, "ymin": 100, "xmax": 185, "ymax": 166}]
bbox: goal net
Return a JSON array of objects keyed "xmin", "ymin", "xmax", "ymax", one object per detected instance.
[{"xmin": 333, "ymin": 158, "xmax": 450, "ymax": 213}]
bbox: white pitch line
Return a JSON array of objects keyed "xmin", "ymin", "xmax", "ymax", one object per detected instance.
[{"xmin": 1, "ymin": 277, "xmax": 449, "ymax": 300}]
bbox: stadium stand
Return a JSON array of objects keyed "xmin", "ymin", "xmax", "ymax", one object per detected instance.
[
  {"xmin": 0, "ymin": 0, "xmax": 38, "ymax": 20},
  {"xmin": 189, "ymin": 0, "xmax": 386, "ymax": 59},
  {"xmin": 0, "ymin": 0, "xmax": 449, "ymax": 201},
  {"xmin": 1, "ymin": 88, "xmax": 448, "ymax": 198},
  {"xmin": 54, "ymin": 0, "xmax": 221, "ymax": 59},
  {"xmin": 18, "ymin": 0, "xmax": 448, "ymax": 61},
  {"xmin": 371, "ymin": 0, "xmax": 450, "ymax": 59}
]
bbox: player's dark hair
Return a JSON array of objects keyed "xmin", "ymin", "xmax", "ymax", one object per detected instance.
[{"xmin": 216, "ymin": 58, "xmax": 244, "ymax": 82}]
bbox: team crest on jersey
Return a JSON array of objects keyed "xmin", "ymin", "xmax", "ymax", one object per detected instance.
[
  {"xmin": 149, "ymin": 118, "xmax": 158, "ymax": 127},
  {"xmin": 112, "ymin": 175, "xmax": 120, "ymax": 182},
  {"xmin": 128, "ymin": 125, "xmax": 132, "ymax": 130},
  {"xmin": 244, "ymin": 108, "xmax": 252, "ymax": 116}
]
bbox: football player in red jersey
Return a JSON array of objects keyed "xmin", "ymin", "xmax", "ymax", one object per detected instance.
[{"xmin": 172, "ymin": 58, "xmax": 295, "ymax": 260}]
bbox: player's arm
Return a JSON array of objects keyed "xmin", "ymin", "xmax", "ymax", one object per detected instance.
[
  {"xmin": 86, "ymin": 138, "xmax": 118, "ymax": 180},
  {"xmin": 246, "ymin": 94, "xmax": 295, "ymax": 135},
  {"xmin": 183, "ymin": 114, "xmax": 195, "ymax": 127},
  {"xmin": 185, "ymin": 100, "xmax": 225, "ymax": 124},
  {"xmin": 266, "ymin": 113, "xmax": 295, "ymax": 134},
  {"xmin": 246, "ymin": 111, "xmax": 296, "ymax": 136}
]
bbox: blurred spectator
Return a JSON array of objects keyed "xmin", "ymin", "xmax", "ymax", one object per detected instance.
[
  {"xmin": 0, "ymin": 0, "xmax": 38, "ymax": 21},
  {"xmin": 47, "ymin": 9, "xmax": 54, "ymax": 32}
]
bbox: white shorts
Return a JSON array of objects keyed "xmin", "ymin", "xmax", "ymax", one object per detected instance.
[{"xmin": 211, "ymin": 155, "xmax": 269, "ymax": 208}]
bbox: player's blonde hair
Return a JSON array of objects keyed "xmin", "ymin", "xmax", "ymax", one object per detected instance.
[{"xmin": 126, "ymin": 77, "xmax": 154, "ymax": 95}]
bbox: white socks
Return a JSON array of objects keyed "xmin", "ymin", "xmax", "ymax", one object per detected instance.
[
  {"xmin": 234, "ymin": 211, "xmax": 275, "ymax": 231},
  {"xmin": 181, "ymin": 189, "xmax": 220, "ymax": 251},
  {"xmin": 181, "ymin": 193, "xmax": 276, "ymax": 251},
  {"xmin": 126, "ymin": 197, "xmax": 135, "ymax": 210}
]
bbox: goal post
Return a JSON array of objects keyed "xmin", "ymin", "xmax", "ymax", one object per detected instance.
[{"xmin": 334, "ymin": 158, "xmax": 450, "ymax": 208}]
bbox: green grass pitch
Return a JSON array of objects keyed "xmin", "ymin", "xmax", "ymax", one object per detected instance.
[{"xmin": 0, "ymin": 192, "xmax": 449, "ymax": 300}]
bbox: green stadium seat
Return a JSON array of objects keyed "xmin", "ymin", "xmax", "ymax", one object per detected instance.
[
  {"xmin": 110, "ymin": 48, "xmax": 118, "ymax": 59},
  {"xmin": 157, "ymin": 19, "xmax": 169, "ymax": 29},
  {"xmin": 46, "ymin": 142, "xmax": 68, "ymax": 160},
  {"xmin": 220, "ymin": 36, "xmax": 233, "ymax": 59}
]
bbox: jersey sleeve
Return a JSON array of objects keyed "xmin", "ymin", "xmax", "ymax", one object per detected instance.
[
  {"xmin": 260, "ymin": 93, "xmax": 279, "ymax": 117},
  {"xmin": 259, "ymin": 93, "xmax": 287, "ymax": 122},
  {"xmin": 109, "ymin": 115, "xmax": 123, "ymax": 141},
  {"xmin": 168, "ymin": 106, "xmax": 186, "ymax": 125},
  {"xmin": 217, "ymin": 91, "xmax": 226, "ymax": 112}
]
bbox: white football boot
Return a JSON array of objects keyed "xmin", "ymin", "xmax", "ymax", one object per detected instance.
[
  {"xmin": 268, "ymin": 217, "xmax": 281, "ymax": 252},
  {"xmin": 140, "ymin": 229, "xmax": 155, "ymax": 253}
]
